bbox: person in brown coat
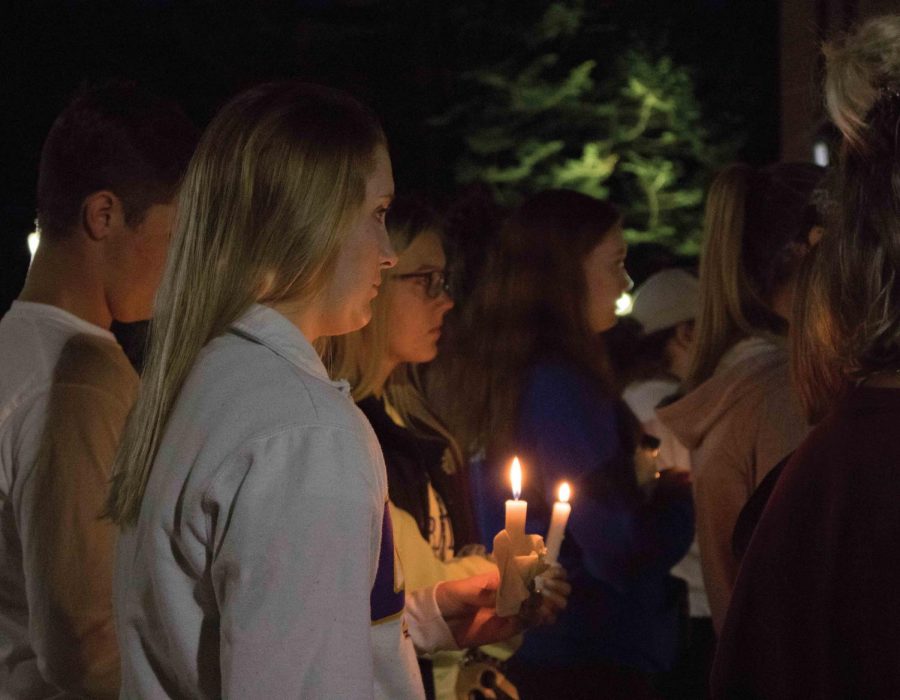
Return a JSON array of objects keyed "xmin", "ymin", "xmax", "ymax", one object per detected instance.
[{"xmin": 657, "ymin": 161, "xmax": 824, "ymax": 634}]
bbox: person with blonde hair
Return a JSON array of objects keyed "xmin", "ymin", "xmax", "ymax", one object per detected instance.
[
  {"xmin": 712, "ymin": 15, "xmax": 900, "ymax": 696},
  {"xmin": 106, "ymin": 82, "xmax": 515, "ymax": 699},
  {"xmin": 330, "ymin": 197, "xmax": 570, "ymax": 699},
  {"xmin": 446, "ymin": 189, "xmax": 693, "ymax": 699},
  {"xmin": 656, "ymin": 161, "xmax": 824, "ymax": 635}
]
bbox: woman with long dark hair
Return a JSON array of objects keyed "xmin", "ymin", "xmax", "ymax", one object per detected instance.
[{"xmin": 447, "ymin": 189, "xmax": 694, "ymax": 699}]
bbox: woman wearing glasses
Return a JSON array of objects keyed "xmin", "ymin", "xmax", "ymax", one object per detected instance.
[{"xmin": 330, "ymin": 198, "xmax": 570, "ymax": 699}]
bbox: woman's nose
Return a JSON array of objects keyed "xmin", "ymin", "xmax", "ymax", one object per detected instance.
[{"xmin": 379, "ymin": 227, "xmax": 398, "ymax": 270}]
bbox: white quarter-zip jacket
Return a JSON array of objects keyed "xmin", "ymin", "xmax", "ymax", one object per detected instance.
[{"xmin": 115, "ymin": 304, "xmax": 428, "ymax": 698}]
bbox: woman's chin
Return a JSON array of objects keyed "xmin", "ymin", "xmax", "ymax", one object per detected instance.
[
  {"xmin": 412, "ymin": 345, "xmax": 439, "ymax": 365},
  {"xmin": 591, "ymin": 317, "xmax": 618, "ymax": 335},
  {"xmin": 328, "ymin": 306, "xmax": 373, "ymax": 337}
]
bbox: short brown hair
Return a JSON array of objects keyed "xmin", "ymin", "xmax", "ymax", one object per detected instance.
[{"xmin": 36, "ymin": 81, "xmax": 198, "ymax": 239}]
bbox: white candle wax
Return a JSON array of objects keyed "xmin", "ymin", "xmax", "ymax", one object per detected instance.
[
  {"xmin": 505, "ymin": 457, "xmax": 527, "ymax": 549},
  {"xmin": 505, "ymin": 498, "xmax": 527, "ymax": 545},
  {"xmin": 545, "ymin": 482, "xmax": 572, "ymax": 564}
]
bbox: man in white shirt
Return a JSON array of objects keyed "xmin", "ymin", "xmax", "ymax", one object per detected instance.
[{"xmin": 0, "ymin": 82, "xmax": 197, "ymax": 698}]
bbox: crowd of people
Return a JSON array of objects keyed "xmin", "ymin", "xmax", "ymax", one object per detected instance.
[{"xmin": 2, "ymin": 13, "xmax": 900, "ymax": 700}]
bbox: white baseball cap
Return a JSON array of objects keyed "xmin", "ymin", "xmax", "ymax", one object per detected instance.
[{"xmin": 630, "ymin": 268, "xmax": 699, "ymax": 335}]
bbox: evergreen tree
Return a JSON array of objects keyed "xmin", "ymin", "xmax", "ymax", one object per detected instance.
[{"xmin": 432, "ymin": 1, "xmax": 740, "ymax": 254}]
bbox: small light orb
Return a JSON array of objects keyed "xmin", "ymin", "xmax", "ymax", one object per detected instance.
[
  {"xmin": 615, "ymin": 291, "xmax": 634, "ymax": 316},
  {"xmin": 27, "ymin": 231, "xmax": 40, "ymax": 262},
  {"xmin": 813, "ymin": 141, "xmax": 829, "ymax": 167}
]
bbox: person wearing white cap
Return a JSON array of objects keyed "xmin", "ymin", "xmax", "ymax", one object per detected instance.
[
  {"xmin": 624, "ymin": 268, "xmax": 698, "ymax": 470},
  {"xmin": 622, "ymin": 268, "xmax": 712, "ymax": 699},
  {"xmin": 631, "ymin": 268, "xmax": 699, "ymax": 336}
]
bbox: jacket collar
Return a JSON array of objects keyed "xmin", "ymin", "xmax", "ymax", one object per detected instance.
[
  {"xmin": 715, "ymin": 335, "xmax": 782, "ymax": 375},
  {"xmin": 9, "ymin": 300, "xmax": 117, "ymax": 342},
  {"xmin": 229, "ymin": 303, "xmax": 350, "ymax": 396}
]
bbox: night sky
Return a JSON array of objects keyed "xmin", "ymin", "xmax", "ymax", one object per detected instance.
[{"xmin": 0, "ymin": 0, "xmax": 778, "ymax": 312}]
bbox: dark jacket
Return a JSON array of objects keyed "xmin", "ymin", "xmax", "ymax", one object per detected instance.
[
  {"xmin": 357, "ymin": 396, "xmax": 477, "ymax": 551},
  {"xmin": 713, "ymin": 386, "xmax": 900, "ymax": 698},
  {"xmin": 469, "ymin": 360, "xmax": 694, "ymax": 673}
]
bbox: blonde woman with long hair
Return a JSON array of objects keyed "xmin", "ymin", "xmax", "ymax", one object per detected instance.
[
  {"xmin": 330, "ymin": 199, "xmax": 477, "ymax": 578},
  {"xmin": 656, "ymin": 162, "xmax": 824, "ymax": 635},
  {"xmin": 712, "ymin": 15, "xmax": 900, "ymax": 696},
  {"xmin": 330, "ymin": 198, "xmax": 569, "ymax": 699},
  {"xmin": 105, "ymin": 83, "xmax": 513, "ymax": 699}
]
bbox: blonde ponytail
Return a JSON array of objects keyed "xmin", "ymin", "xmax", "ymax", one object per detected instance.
[
  {"xmin": 686, "ymin": 161, "xmax": 824, "ymax": 391},
  {"xmin": 685, "ymin": 164, "xmax": 755, "ymax": 389}
]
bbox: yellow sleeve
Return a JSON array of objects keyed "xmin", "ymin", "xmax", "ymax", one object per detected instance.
[{"xmin": 390, "ymin": 502, "xmax": 496, "ymax": 592}]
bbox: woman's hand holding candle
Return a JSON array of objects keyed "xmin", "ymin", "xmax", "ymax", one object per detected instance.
[
  {"xmin": 494, "ymin": 456, "xmax": 550, "ymax": 616},
  {"xmin": 434, "ymin": 567, "xmax": 572, "ymax": 646},
  {"xmin": 434, "ymin": 571, "xmax": 521, "ymax": 647}
]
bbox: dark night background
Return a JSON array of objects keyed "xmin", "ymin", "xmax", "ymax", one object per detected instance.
[{"xmin": 0, "ymin": 0, "xmax": 780, "ymax": 312}]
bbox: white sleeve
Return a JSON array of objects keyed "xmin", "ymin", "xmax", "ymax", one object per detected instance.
[
  {"xmin": 211, "ymin": 425, "xmax": 380, "ymax": 699},
  {"xmin": 404, "ymin": 586, "xmax": 457, "ymax": 655}
]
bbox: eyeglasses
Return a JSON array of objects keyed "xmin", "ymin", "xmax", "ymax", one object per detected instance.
[{"xmin": 390, "ymin": 270, "xmax": 452, "ymax": 299}]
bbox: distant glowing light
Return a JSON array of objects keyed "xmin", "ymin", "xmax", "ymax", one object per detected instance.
[
  {"xmin": 27, "ymin": 231, "xmax": 40, "ymax": 264},
  {"xmin": 813, "ymin": 140, "xmax": 829, "ymax": 167},
  {"xmin": 615, "ymin": 291, "xmax": 634, "ymax": 316}
]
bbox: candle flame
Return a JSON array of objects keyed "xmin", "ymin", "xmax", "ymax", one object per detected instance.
[
  {"xmin": 559, "ymin": 482, "xmax": 571, "ymax": 503},
  {"xmin": 511, "ymin": 457, "xmax": 522, "ymax": 500}
]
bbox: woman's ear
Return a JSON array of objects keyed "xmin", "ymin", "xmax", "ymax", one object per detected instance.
[
  {"xmin": 674, "ymin": 320, "xmax": 694, "ymax": 349},
  {"xmin": 82, "ymin": 190, "xmax": 124, "ymax": 241}
]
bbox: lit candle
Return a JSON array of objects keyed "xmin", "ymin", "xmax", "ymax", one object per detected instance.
[
  {"xmin": 505, "ymin": 457, "xmax": 527, "ymax": 549},
  {"xmin": 545, "ymin": 482, "xmax": 572, "ymax": 564}
]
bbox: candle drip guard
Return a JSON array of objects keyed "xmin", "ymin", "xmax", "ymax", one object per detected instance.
[{"xmin": 492, "ymin": 530, "xmax": 549, "ymax": 617}]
